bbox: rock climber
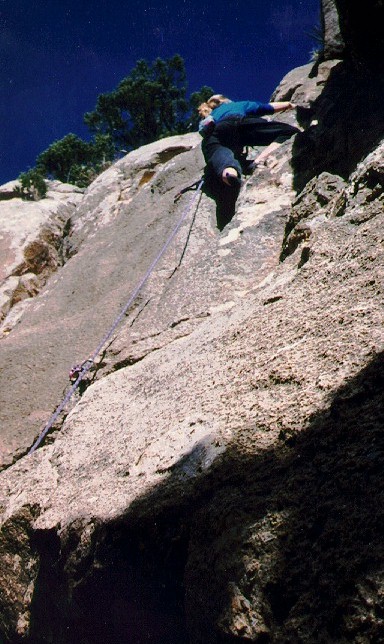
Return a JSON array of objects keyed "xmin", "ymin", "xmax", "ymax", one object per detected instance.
[{"xmin": 198, "ymin": 94, "xmax": 299, "ymax": 188}]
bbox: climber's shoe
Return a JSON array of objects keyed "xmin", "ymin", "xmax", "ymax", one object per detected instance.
[{"xmin": 222, "ymin": 168, "xmax": 241, "ymax": 189}]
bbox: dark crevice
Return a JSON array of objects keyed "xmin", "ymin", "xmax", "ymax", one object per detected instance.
[
  {"xmin": 0, "ymin": 191, "xmax": 19, "ymax": 201},
  {"xmin": 297, "ymin": 246, "xmax": 311, "ymax": 268},
  {"xmin": 26, "ymin": 513, "xmax": 193, "ymax": 644},
  {"xmin": 156, "ymin": 146, "xmax": 194, "ymax": 164},
  {"xmin": 110, "ymin": 352, "xmax": 149, "ymax": 370},
  {"xmin": 263, "ymin": 296, "xmax": 283, "ymax": 306},
  {"xmin": 28, "ymin": 529, "xmax": 66, "ymax": 643}
]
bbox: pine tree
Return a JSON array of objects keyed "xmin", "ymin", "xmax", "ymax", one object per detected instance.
[
  {"xmin": 84, "ymin": 55, "xmax": 189, "ymax": 150},
  {"xmin": 17, "ymin": 55, "xmax": 214, "ymax": 190}
]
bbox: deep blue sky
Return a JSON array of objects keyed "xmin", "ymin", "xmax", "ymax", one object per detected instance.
[{"xmin": 0, "ymin": 0, "xmax": 320, "ymax": 184}]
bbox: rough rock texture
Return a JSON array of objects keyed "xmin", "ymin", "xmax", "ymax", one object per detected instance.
[
  {"xmin": 272, "ymin": 59, "xmax": 342, "ymax": 110},
  {"xmin": 0, "ymin": 131, "xmax": 383, "ymax": 641},
  {"xmin": 0, "ymin": 7, "xmax": 384, "ymax": 641},
  {"xmin": 284, "ymin": 59, "xmax": 384, "ymax": 192},
  {"xmin": 322, "ymin": 0, "xmax": 345, "ymax": 59},
  {"xmin": 0, "ymin": 181, "xmax": 83, "ymax": 332},
  {"xmin": 272, "ymin": 3, "xmax": 384, "ymax": 194},
  {"xmin": 0, "ymin": 130, "xmax": 298, "ymax": 469}
]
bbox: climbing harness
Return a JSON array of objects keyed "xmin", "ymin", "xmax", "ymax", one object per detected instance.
[{"xmin": 28, "ymin": 178, "xmax": 204, "ymax": 455}]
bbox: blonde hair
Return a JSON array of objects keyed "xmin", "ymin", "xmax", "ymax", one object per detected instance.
[
  {"xmin": 207, "ymin": 94, "xmax": 231, "ymax": 108},
  {"xmin": 197, "ymin": 102, "xmax": 212, "ymax": 118}
]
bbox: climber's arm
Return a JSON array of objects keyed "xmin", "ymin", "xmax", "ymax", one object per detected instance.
[
  {"xmin": 253, "ymin": 141, "xmax": 281, "ymax": 165},
  {"xmin": 269, "ymin": 101, "xmax": 296, "ymax": 113}
]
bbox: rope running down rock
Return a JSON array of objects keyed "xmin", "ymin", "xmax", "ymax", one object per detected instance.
[{"xmin": 28, "ymin": 178, "xmax": 204, "ymax": 455}]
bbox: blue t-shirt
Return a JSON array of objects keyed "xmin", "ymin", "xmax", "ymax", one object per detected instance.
[{"xmin": 212, "ymin": 100, "xmax": 274, "ymax": 122}]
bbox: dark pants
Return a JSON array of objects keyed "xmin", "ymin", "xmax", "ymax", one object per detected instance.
[{"xmin": 202, "ymin": 116, "xmax": 300, "ymax": 179}]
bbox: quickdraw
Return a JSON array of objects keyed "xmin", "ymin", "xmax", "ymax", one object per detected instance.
[
  {"xmin": 174, "ymin": 179, "xmax": 204, "ymax": 203},
  {"xmin": 69, "ymin": 359, "xmax": 94, "ymax": 382}
]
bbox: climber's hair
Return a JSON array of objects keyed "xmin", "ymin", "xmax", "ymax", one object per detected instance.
[
  {"xmin": 197, "ymin": 102, "xmax": 212, "ymax": 118},
  {"xmin": 207, "ymin": 94, "xmax": 232, "ymax": 108}
]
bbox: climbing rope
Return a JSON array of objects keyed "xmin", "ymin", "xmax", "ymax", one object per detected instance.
[{"xmin": 28, "ymin": 178, "xmax": 204, "ymax": 455}]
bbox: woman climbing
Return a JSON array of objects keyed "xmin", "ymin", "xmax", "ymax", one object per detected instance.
[{"xmin": 198, "ymin": 94, "xmax": 299, "ymax": 187}]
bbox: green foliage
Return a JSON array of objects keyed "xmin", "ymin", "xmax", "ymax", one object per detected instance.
[
  {"xmin": 189, "ymin": 85, "xmax": 215, "ymax": 109},
  {"xmin": 36, "ymin": 134, "xmax": 91, "ymax": 182},
  {"xmin": 18, "ymin": 55, "xmax": 213, "ymax": 190},
  {"xmin": 14, "ymin": 169, "xmax": 47, "ymax": 200},
  {"xmin": 35, "ymin": 133, "xmax": 114, "ymax": 186},
  {"xmin": 92, "ymin": 133, "xmax": 115, "ymax": 164},
  {"xmin": 84, "ymin": 54, "xmax": 190, "ymax": 149}
]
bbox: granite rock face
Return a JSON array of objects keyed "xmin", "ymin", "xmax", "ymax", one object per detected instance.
[
  {"xmin": 322, "ymin": 0, "xmax": 345, "ymax": 59},
  {"xmin": 272, "ymin": 2, "xmax": 384, "ymax": 195},
  {"xmin": 0, "ymin": 20, "xmax": 384, "ymax": 644},
  {"xmin": 0, "ymin": 129, "xmax": 298, "ymax": 470},
  {"xmin": 0, "ymin": 181, "xmax": 83, "ymax": 331}
]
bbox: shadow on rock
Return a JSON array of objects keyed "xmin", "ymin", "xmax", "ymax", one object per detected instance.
[
  {"xmin": 202, "ymin": 173, "xmax": 241, "ymax": 231},
  {"xmin": 292, "ymin": 60, "xmax": 384, "ymax": 193},
  {"xmin": 25, "ymin": 351, "xmax": 384, "ymax": 643}
]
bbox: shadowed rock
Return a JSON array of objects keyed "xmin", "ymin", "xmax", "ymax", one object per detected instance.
[{"xmin": 0, "ymin": 4, "xmax": 384, "ymax": 638}]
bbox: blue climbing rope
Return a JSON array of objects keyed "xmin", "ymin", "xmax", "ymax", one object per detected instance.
[{"xmin": 28, "ymin": 179, "xmax": 204, "ymax": 454}]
